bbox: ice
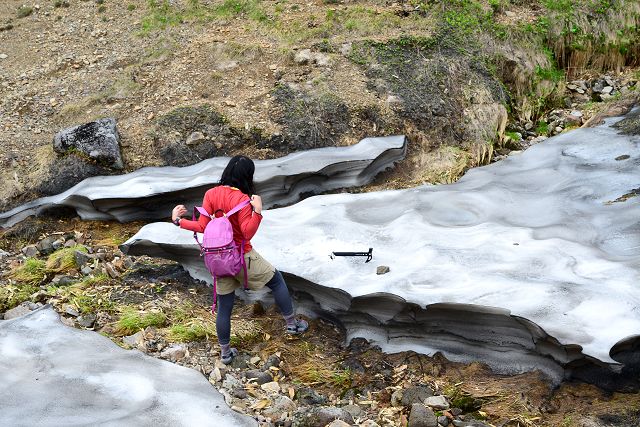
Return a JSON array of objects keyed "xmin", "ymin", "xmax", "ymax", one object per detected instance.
[
  {"xmin": 121, "ymin": 114, "xmax": 640, "ymax": 388},
  {"xmin": 0, "ymin": 136, "xmax": 406, "ymax": 227},
  {"xmin": 0, "ymin": 307, "xmax": 257, "ymax": 427}
]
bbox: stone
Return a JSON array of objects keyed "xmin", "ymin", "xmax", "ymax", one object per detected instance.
[
  {"xmin": 326, "ymin": 421, "xmax": 351, "ymax": 427},
  {"xmin": 105, "ymin": 262, "xmax": 119, "ymax": 278},
  {"xmin": 21, "ymin": 245, "xmax": 38, "ymax": 257},
  {"xmin": 360, "ymin": 421, "xmax": 380, "ymax": 427},
  {"xmin": 296, "ymin": 387, "xmax": 327, "ymax": 405},
  {"xmin": 262, "ymin": 354, "xmax": 281, "ymax": 370},
  {"xmin": 245, "ymin": 369, "xmax": 273, "ymax": 385},
  {"xmin": 53, "ymin": 118, "xmax": 123, "ymax": 169},
  {"xmin": 263, "ymin": 395, "xmax": 296, "ymax": 420},
  {"xmin": 294, "ymin": 49, "xmax": 313, "ymax": 65},
  {"xmin": 408, "ymin": 403, "xmax": 438, "ymax": 427},
  {"xmin": 438, "ymin": 415, "xmax": 449, "ymax": 426},
  {"xmin": 425, "ymin": 395, "xmax": 449, "ymax": 410},
  {"xmin": 376, "ymin": 265, "xmax": 390, "ymax": 275},
  {"xmin": 294, "ymin": 407, "xmax": 354, "ymax": 427},
  {"xmin": 341, "ymin": 404, "xmax": 364, "ymax": 418},
  {"xmin": 313, "ymin": 52, "xmax": 330, "ymax": 67},
  {"xmin": 402, "ymin": 386, "xmax": 434, "ymax": 406},
  {"xmin": 185, "ymin": 131, "xmax": 206, "ymax": 146},
  {"xmin": 36, "ymin": 236, "xmax": 57, "ymax": 255},
  {"xmin": 602, "ymin": 86, "xmax": 614, "ymax": 94},
  {"xmin": 30, "ymin": 290, "xmax": 48, "ymax": 303},
  {"xmin": 524, "ymin": 121, "xmax": 534, "ymax": 130},
  {"xmin": 52, "ymin": 275, "xmax": 76, "ymax": 286},
  {"xmin": 74, "ymin": 250, "xmax": 92, "ymax": 268},
  {"xmin": 81, "ymin": 266, "xmax": 93, "ymax": 275},
  {"xmin": 3, "ymin": 302, "xmax": 34, "ymax": 320},
  {"xmin": 592, "ymin": 80, "xmax": 604, "ymax": 93},
  {"xmin": 391, "ymin": 389, "xmax": 403, "ymax": 406},
  {"xmin": 160, "ymin": 344, "xmax": 187, "ymax": 362},
  {"xmin": 554, "ymin": 126, "xmax": 563, "ymax": 134},
  {"xmin": 229, "ymin": 353, "xmax": 251, "ymax": 369},
  {"xmin": 570, "ymin": 110, "xmax": 583, "ymax": 117},
  {"xmin": 261, "ymin": 381, "xmax": 281, "ymax": 393},
  {"xmin": 123, "ymin": 331, "xmax": 145, "ymax": 348},
  {"xmin": 0, "ymin": 53, "xmax": 7, "ymax": 59},
  {"xmin": 64, "ymin": 305, "xmax": 80, "ymax": 317},
  {"xmin": 77, "ymin": 313, "xmax": 97, "ymax": 328}
]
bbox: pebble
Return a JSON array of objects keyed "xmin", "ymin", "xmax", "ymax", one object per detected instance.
[
  {"xmin": 425, "ymin": 395, "xmax": 450, "ymax": 410},
  {"xmin": 261, "ymin": 381, "xmax": 281, "ymax": 393},
  {"xmin": 0, "ymin": 53, "xmax": 7, "ymax": 59}
]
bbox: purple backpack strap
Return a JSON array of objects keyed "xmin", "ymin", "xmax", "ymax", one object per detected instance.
[
  {"xmin": 192, "ymin": 207, "xmax": 211, "ymax": 249},
  {"xmin": 226, "ymin": 199, "xmax": 251, "ymax": 217},
  {"xmin": 211, "ymin": 276, "xmax": 218, "ymax": 314}
]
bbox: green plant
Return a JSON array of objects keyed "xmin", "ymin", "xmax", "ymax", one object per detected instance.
[
  {"xmin": 127, "ymin": 4, "xmax": 136, "ymax": 11},
  {"xmin": 0, "ymin": 283, "xmax": 40, "ymax": 312},
  {"xmin": 504, "ymin": 131, "xmax": 521, "ymax": 141},
  {"xmin": 69, "ymin": 293, "xmax": 115, "ymax": 314},
  {"xmin": 536, "ymin": 120, "xmax": 550, "ymax": 135},
  {"xmin": 98, "ymin": 5, "xmax": 107, "ymax": 12},
  {"xmin": 10, "ymin": 258, "xmax": 47, "ymax": 285},
  {"xmin": 17, "ymin": 6, "xmax": 33, "ymax": 18},
  {"xmin": 116, "ymin": 309, "xmax": 167, "ymax": 335}
]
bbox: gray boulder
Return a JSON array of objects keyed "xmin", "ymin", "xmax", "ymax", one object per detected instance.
[
  {"xmin": 53, "ymin": 118, "xmax": 123, "ymax": 169},
  {"xmin": 408, "ymin": 403, "xmax": 437, "ymax": 427},
  {"xmin": 293, "ymin": 406, "xmax": 354, "ymax": 427}
]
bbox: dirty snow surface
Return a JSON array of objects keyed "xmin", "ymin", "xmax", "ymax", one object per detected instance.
[
  {"xmin": 123, "ymin": 115, "xmax": 640, "ymax": 366},
  {"xmin": 0, "ymin": 307, "xmax": 257, "ymax": 427}
]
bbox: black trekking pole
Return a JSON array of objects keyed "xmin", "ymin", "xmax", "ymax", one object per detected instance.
[{"xmin": 330, "ymin": 247, "xmax": 373, "ymax": 263}]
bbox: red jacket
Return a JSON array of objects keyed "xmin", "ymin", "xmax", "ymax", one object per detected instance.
[{"xmin": 179, "ymin": 186, "xmax": 262, "ymax": 253}]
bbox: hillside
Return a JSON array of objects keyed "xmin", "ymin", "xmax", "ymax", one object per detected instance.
[{"xmin": 1, "ymin": 0, "xmax": 639, "ymax": 210}]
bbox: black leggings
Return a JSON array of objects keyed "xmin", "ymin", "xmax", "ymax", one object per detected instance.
[{"xmin": 216, "ymin": 270, "xmax": 293, "ymax": 345}]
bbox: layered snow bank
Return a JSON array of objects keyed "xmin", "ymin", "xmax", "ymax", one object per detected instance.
[
  {"xmin": 0, "ymin": 136, "xmax": 406, "ymax": 227},
  {"xmin": 0, "ymin": 307, "xmax": 257, "ymax": 427},
  {"xmin": 122, "ymin": 114, "xmax": 640, "ymax": 389}
]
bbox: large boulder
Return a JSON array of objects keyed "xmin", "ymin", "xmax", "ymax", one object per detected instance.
[{"xmin": 53, "ymin": 118, "xmax": 123, "ymax": 169}]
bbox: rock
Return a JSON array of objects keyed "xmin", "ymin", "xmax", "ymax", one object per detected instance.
[
  {"xmin": 313, "ymin": 52, "xmax": 330, "ymax": 67},
  {"xmin": 123, "ymin": 331, "xmax": 145, "ymax": 348},
  {"xmin": 296, "ymin": 387, "xmax": 327, "ymax": 405},
  {"xmin": 326, "ymin": 421, "xmax": 351, "ymax": 427},
  {"xmin": 402, "ymin": 386, "xmax": 434, "ymax": 406},
  {"xmin": 408, "ymin": 403, "xmax": 438, "ymax": 427},
  {"xmin": 263, "ymin": 395, "xmax": 296, "ymax": 420},
  {"xmin": 229, "ymin": 353, "xmax": 251, "ymax": 369},
  {"xmin": 425, "ymin": 395, "xmax": 449, "ymax": 410},
  {"xmin": 222, "ymin": 373, "xmax": 243, "ymax": 391},
  {"xmin": 160, "ymin": 344, "xmax": 187, "ymax": 362},
  {"xmin": 30, "ymin": 290, "xmax": 48, "ymax": 303},
  {"xmin": 599, "ymin": 93, "xmax": 613, "ymax": 101},
  {"xmin": 3, "ymin": 302, "xmax": 34, "ymax": 320},
  {"xmin": 210, "ymin": 367, "xmax": 223, "ymax": 382},
  {"xmin": 570, "ymin": 110, "xmax": 583, "ymax": 117},
  {"xmin": 391, "ymin": 389, "xmax": 403, "ymax": 406},
  {"xmin": 376, "ymin": 265, "xmax": 390, "ymax": 275},
  {"xmin": 261, "ymin": 381, "xmax": 281, "ymax": 393},
  {"xmin": 293, "ymin": 406, "xmax": 354, "ymax": 427},
  {"xmin": 245, "ymin": 369, "xmax": 273, "ymax": 385},
  {"xmin": 262, "ymin": 354, "xmax": 281, "ymax": 370},
  {"xmin": 0, "ymin": 53, "xmax": 7, "ymax": 59},
  {"xmin": 64, "ymin": 305, "xmax": 80, "ymax": 317},
  {"xmin": 602, "ymin": 86, "xmax": 614, "ymax": 94},
  {"xmin": 77, "ymin": 313, "xmax": 97, "ymax": 328},
  {"xmin": 74, "ymin": 250, "xmax": 92, "ymax": 268},
  {"xmin": 52, "ymin": 275, "xmax": 76, "ymax": 286},
  {"xmin": 36, "ymin": 236, "xmax": 57, "ymax": 255},
  {"xmin": 53, "ymin": 118, "xmax": 123, "ymax": 169},
  {"xmin": 452, "ymin": 420, "xmax": 491, "ymax": 427},
  {"xmin": 341, "ymin": 404, "xmax": 364, "ymax": 418},
  {"xmin": 81, "ymin": 266, "xmax": 93, "ymax": 275},
  {"xmin": 21, "ymin": 245, "xmax": 37, "ymax": 257},
  {"xmin": 615, "ymin": 155, "xmax": 630, "ymax": 161},
  {"xmin": 438, "ymin": 415, "xmax": 450, "ymax": 426},
  {"xmin": 592, "ymin": 80, "xmax": 604, "ymax": 93},
  {"xmin": 524, "ymin": 121, "xmax": 534, "ymax": 130},
  {"xmin": 104, "ymin": 262, "xmax": 119, "ymax": 278},
  {"xmin": 360, "ymin": 421, "xmax": 380, "ymax": 427},
  {"xmin": 294, "ymin": 49, "xmax": 313, "ymax": 65},
  {"xmin": 185, "ymin": 131, "xmax": 206, "ymax": 146},
  {"xmin": 554, "ymin": 126, "xmax": 563, "ymax": 134}
]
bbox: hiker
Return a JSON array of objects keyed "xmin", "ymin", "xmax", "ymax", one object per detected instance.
[{"xmin": 170, "ymin": 155, "xmax": 308, "ymax": 364}]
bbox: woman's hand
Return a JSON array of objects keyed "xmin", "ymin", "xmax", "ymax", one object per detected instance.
[
  {"xmin": 172, "ymin": 205, "xmax": 187, "ymax": 221},
  {"xmin": 250, "ymin": 195, "xmax": 262, "ymax": 214}
]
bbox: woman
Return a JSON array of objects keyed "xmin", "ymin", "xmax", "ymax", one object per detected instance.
[{"xmin": 171, "ymin": 155, "xmax": 308, "ymax": 364}]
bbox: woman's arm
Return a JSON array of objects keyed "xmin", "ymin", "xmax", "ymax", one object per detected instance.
[
  {"xmin": 173, "ymin": 193, "xmax": 212, "ymax": 233},
  {"xmin": 237, "ymin": 195, "xmax": 262, "ymax": 240}
]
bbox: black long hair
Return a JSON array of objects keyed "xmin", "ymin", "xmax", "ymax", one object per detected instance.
[{"xmin": 220, "ymin": 155, "xmax": 255, "ymax": 195}]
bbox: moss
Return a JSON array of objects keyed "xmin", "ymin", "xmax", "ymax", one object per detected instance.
[
  {"xmin": 17, "ymin": 6, "xmax": 33, "ymax": 18},
  {"xmin": 0, "ymin": 283, "xmax": 40, "ymax": 312}
]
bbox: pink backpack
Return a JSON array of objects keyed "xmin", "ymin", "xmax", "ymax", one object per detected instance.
[{"xmin": 192, "ymin": 199, "xmax": 250, "ymax": 313}]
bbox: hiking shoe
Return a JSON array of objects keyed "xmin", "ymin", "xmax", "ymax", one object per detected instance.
[
  {"xmin": 221, "ymin": 347, "xmax": 238, "ymax": 365},
  {"xmin": 285, "ymin": 318, "xmax": 309, "ymax": 335}
]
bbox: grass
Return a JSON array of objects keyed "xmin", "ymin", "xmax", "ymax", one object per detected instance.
[
  {"xmin": 536, "ymin": 120, "xmax": 550, "ymax": 135},
  {"xmin": 45, "ymin": 245, "xmax": 87, "ymax": 273},
  {"xmin": 116, "ymin": 308, "xmax": 167, "ymax": 335},
  {"xmin": 293, "ymin": 361, "xmax": 353, "ymax": 390},
  {"xmin": 168, "ymin": 320, "xmax": 216, "ymax": 342},
  {"xmin": 10, "ymin": 258, "xmax": 47, "ymax": 286}
]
